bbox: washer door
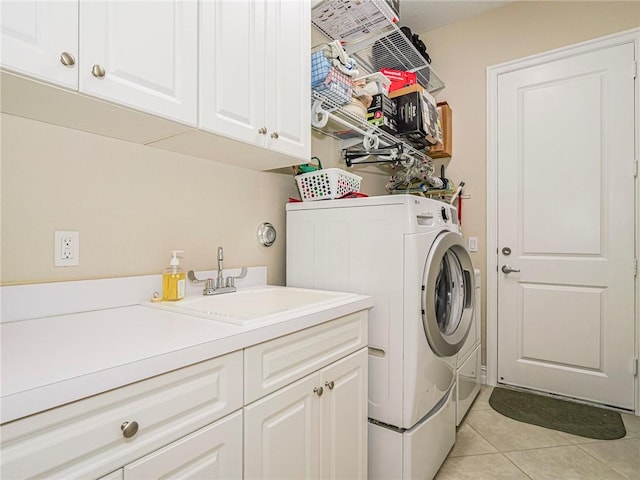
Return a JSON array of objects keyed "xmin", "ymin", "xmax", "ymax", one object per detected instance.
[{"xmin": 422, "ymin": 231, "xmax": 475, "ymax": 357}]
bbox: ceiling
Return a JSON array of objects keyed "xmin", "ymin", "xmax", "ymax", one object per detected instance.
[{"xmin": 397, "ymin": 1, "xmax": 514, "ymax": 34}]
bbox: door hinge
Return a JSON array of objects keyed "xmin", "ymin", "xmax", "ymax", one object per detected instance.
[
  {"xmin": 634, "ymin": 160, "xmax": 638, "ymax": 178},
  {"xmin": 634, "ymin": 258, "xmax": 638, "ymax": 277},
  {"xmin": 633, "ymin": 358, "xmax": 638, "ymax": 377},
  {"xmin": 634, "ymin": 60, "xmax": 638, "ymax": 79}
]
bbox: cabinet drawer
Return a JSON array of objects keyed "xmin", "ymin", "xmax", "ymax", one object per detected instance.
[
  {"xmin": 244, "ymin": 310, "xmax": 368, "ymax": 404},
  {"xmin": 124, "ymin": 411, "xmax": 242, "ymax": 479},
  {"xmin": 0, "ymin": 352, "xmax": 242, "ymax": 479}
]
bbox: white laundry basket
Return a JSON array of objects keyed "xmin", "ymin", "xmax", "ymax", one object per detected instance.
[{"xmin": 295, "ymin": 168, "xmax": 362, "ymax": 201}]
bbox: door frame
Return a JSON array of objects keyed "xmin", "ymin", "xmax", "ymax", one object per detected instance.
[{"xmin": 486, "ymin": 27, "xmax": 640, "ymax": 414}]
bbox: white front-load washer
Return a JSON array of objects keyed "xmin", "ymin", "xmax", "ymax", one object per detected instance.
[{"xmin": 286, "ymin": 195, "xmax": 475, "ymax": 479}]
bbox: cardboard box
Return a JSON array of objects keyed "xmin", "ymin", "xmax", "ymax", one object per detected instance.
[
  {"xmin": 388, "ymin": 83, "xmax": 426, "ymax": 99},
  {"xmin": 367, "ymin": 94, "xmax": 397, "ymax": 134},
  {"xmin": 394, "ymin": 89, "xmax": 441, "ymax": 149},
  {"xmin": 429, "ymin": 102, "xmax": 452, "ymax": 158}
]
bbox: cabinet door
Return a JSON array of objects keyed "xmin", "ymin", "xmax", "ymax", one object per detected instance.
[
  {"xmin": 199, "ymin": 0, "xmax": 266, "ymax": 145},
  {"xmin": 79, "ymin": 0, "xmax": 197, "ymax": 125},
  {"xmin": 320, "ymin": 348, "xmax": 368, "ymax": 480},
  {"xmin": 263, "ymin": 0, "xmax": 311, "ymax": 160},
  {"xmin": 0, "ymin": 0, "xmax": 78, "ymax": 89},
  {"xmin": 124, "ymin": 411, "xmax": 242, "ymax": 480},
  {"xmin": 244, "ymin": 373, "xmax": 321, "ymax": 480}
]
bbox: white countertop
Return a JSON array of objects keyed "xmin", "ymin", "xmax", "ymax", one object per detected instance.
[{"xmin": 1, "ymin": 272, "xmax": 372, "ymax": 424}]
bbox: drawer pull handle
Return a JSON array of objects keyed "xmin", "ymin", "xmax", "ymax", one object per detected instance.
[
  {"xmin": 325, "ymin": 380, "xmax": 335, "ymax": 390},
  {"xmin": 121, "ymin": 421, "xmax": 139, "ymax": 438},
  {"xmin": 313, "ymin": 386, "xmax": 324, "ymax": 397}
]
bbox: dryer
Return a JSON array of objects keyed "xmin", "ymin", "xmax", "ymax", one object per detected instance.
[{"xmin": 286, "ymin": 195, "xmax": 475, "ymax": 479}]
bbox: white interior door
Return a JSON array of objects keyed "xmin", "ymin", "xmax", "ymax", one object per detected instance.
[{"xmin": 496, "ymin": 41, "xmax": 636, "ymax": 409}]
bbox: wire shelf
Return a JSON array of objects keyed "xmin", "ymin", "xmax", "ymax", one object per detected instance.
[
  {"xmin": 311, "ymin": 0, "xmax": 444, "ymax": 93},
  {"xmin": 311, "ymin": 91, "xmax": 432, "ymax": 165}
]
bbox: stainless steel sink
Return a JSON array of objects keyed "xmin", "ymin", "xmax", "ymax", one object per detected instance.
[{"xmin": 143, "ymin": 286, "xmax": 356, "ymax": 326}]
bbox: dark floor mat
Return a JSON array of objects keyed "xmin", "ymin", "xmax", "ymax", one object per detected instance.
[{"xmin": 489, "ymin": 387, "xmax": 626, "ymax": 440}]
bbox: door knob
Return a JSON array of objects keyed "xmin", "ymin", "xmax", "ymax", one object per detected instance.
[
  {"xmin": 501, "ymin": 265, "xmax": 520, "ymax": 274},
  {"xmin": 91, "ymin": 64, "xmax": 106, "ymax": 78},
  {"xmin": 270, "ymin": 132, "xmax": 279, "ymax": 139},
  {"xmin": 313, "ymin": 386, "xmax": 324, "ymax": 397},
  {"xmin": 324, "ymin": 380, "xmax": 335, "ymax": 390},
  {"xmin": 258, "ymin": 127, "xmax": 267, "ymax": 134},
  {"xmin": 59, "ymin": 51, "xmax": 76, "ymax": 67}
]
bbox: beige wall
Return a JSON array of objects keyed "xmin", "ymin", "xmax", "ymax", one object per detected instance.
[
  {"xmin": 420, "ymin": 1, "xmax": 640, "ymax": 363},
  {"xmin": 0, "ymin": 17, "xmax": 391, "ymax": 287},
  {"xmin": 0, "ymin": 113, "xmax": 387, "ymax": 286},
  {"xmin": 2, "ymin": 1, "xmax": 637, "ymax": 306}
]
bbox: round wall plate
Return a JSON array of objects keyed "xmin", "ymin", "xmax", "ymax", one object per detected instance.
[{"xmin": 257, "ymin": 222, "xmax": 276, "ymax": 247}]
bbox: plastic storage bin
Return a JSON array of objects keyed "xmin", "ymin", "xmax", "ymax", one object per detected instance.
[{"xmin": 296, "ymin": 168, "xmax": 362, "ymax": 201}]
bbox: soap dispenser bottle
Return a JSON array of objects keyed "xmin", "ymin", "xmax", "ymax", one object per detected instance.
[{"xmin": 162, "ymin": 250, "xmax": 186, "ymax": 301}]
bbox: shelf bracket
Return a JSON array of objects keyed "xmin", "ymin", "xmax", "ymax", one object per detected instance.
[{"xmin": 311, "ymin": 98, "xmax": 331, "ymax": 129}]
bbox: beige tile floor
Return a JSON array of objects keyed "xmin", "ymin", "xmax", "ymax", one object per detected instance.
[{"xmin": 435, "ymin": 386, "xmax": 640, "ymax": 480}]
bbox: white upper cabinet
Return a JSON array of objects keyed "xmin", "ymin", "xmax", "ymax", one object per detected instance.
[
  {"xmin": 199, "ymin": 0, "xmax": 310, "ymax": 162},
  {"xmin": 264, "ymin": 0, "xmax": 311, "ymax": 159},
  {"xmin": 1, "ymin": 0, "xmax": 310, "ymax": 169},
  {"xmin": 79, "ymin": 0, "xmax": 197, "ymax": 126},
  {"xmin": 0, "ymin": 0, "xmax": 79, "ymax": 89}
]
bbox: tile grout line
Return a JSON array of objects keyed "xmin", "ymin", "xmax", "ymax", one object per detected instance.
[{"xmin": 574, "ymin": 440, "xmax": 636, "ymax": 480}]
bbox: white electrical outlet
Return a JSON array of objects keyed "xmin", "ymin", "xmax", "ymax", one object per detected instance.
[{"xmin": 54, "ymin": 230, "xmax": 79, "ymax": 266}]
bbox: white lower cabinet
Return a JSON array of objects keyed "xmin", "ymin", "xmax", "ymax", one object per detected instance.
[
  {"xmin": 119, "ymin": 411, "xmax": 242, "ymax": 479},
  {"xmin": 245, "ymin": 371, "xmax": 321, "ymax": 479},
  {"xmin": 1, "ymin": 311, "xmax": 368, "ymax": 480},
  {"xmin": 320, "ymin": 348, "xmax": 368, "ymax": 480},
  {"xmin": 244, "ymin": 348, "xmax": 368, "ymax": 480},
  {"xmin": 0, "ymin": 352, "xmax": 243, "ymax": 479}
]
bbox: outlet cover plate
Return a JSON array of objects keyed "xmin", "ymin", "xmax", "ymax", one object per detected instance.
[{"xmin": 54, "ymin": 230, "xmax": 79, "ymax": 267}]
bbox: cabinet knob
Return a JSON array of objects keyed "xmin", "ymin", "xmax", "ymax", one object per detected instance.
[
  {"xmin": 270, "ymin": 132, "xmax": 279, "ymax": 139},
  {"xmin": 91, "ymin": 64, "xmax": 106, "ymax": 78},
  {"xmin": 324, "ymin": 380, "xmax": 335, "ymax": 390},
  {"xmin": 59, "ymin": 52, "xmax": 76, "ymax": 67},
  {"xmin": 258, "ymin": 127, "xmax": 268, "ymax": 135},
  {"xmin": 313, "ymin": 386, "xmax": 324, "ymax": 397},
  {"xmin": 121, "ymin": 421, "xmax": 139, "ymax": 438}
]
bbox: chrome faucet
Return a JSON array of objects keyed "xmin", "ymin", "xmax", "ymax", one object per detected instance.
[
  {"xmin": 216, "ymin": 247, "xmax": 225, "ymax": 290},
  {"xmin": 187, "ymin": 246, "xmax": 248, "ymax": 296}
]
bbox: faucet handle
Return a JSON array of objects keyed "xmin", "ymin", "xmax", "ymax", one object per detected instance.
[{"xmin": 203, "ymin": 278, "xmax": 216, "ymax": 295}]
